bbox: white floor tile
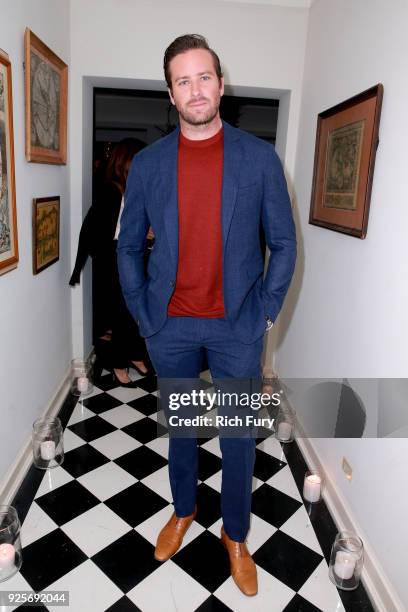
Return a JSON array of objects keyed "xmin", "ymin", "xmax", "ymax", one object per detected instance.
[
  {"xmin": 20, "ymin": 501, "xmax": 58, "ymax": 548},
  {"xmin": 63, "ymin": 428, "xmax": 86, "ymax": 452},
  {"xmin": 67, "ymin": 403, "xmax": 95, "ymax": 425},
  {"xmin": 46, "ymin": 560, "xmax": 122, "ymax": 612},
  {"xmin": 127, "ymin": 559, "xmax": 210, "ymax": 612},
  {"xmin": 256, "ymin": 437, "xmax": 287, "ymax": 461},
  {"xmin": 200, "ymin": 437, "xmax": 222, "ymax": 457},
  {"xmin": 141, "ymin": 466, "xmax": 173, "ymax": 502},
  {"xmin": 135, "ymin": 505, "xmax": 205, "ymax": 550},
  {"xmin": 34, "ymin": 466, "xmax": 74, "ymax": 499},
  {"xmin": 298, "ymin": 559, "xmax": 346, "ymax": 612},
  {"xmin": 266, "ymin": 464, "xmax": 303, "ymax": 501},
  {"xmin": 145, "ymin": 436, "xmax": 169, "ymax": 459},
  {"xmin": 89, "ymin": 429, "xmax": 141, "ymax": 459},
  {"xmin": 207, "ymin": 513, "xmax": 276, "ymax": 554},
  {"xmin": 106, "ymin": 386, "xmax": 148, "ymax": 403},
  {"xmin": 204, "ymin": 471, "xmax": 262, "ymax": 494},
  {"xmin": 77, "ymin": 462, "xmax": 137, "ymax": 501},
  {"xmin": 99, "ymin": 404, "xmax": 145, "ymax": 428},
  {"xmin": 280, "ymin": 506, "xmax": 323, "ymax": 555},
  {"xmin": 0, "ymin": 570, "xmax": 33, "ymax": 611},
  {"xmin": 61, "ymin": 503, "xmax": 131, "ymax": 556},
  {"xmin": 214, "ymin": 564, "xmax": 295, "ymax": 611}
]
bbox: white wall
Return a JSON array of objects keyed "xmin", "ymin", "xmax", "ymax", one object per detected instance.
[
  {"xmin": 0, "ymin": 1, "xmax": 71, "ymax": 489},
  {"xmin": 69, "ymin": 0, "xmax": 310, "ymax": 357},
  {"xmin": 277, "ymin": 0, "xmax": 408, "ymax": 607}
]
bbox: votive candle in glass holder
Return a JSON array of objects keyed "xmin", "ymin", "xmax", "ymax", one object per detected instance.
[
  {"xmin": 70, "ymin": 358, "xmax": 94, "ymax": 397},
  {"xmin": 0, "ymin": 506, "xmax": 22, "ymax": 582},
  {"xmin": 329, "ymin": 530, "xmax": 364, "ymax": 590},
  {"xmin": 275, "ymin": 407, "xmax": 295, "ymax": 443},
  {"xmin": 303, "ymin": 470, "xmax": 323, "ymax": 503},
  {"xmin": 32, "ymin": 417, "xmax": 64, "ymax": 469}
]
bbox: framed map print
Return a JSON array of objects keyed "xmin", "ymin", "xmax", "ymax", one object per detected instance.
[
  {"xmin": 0, "ymin": 49, "xmax": 18, "ymax": 276},
  {"xmin": 32, "ymin": 196, "xmax": 60, "ymax": 274},
  {"xmin": 25, "ymin": 29, "xmax": 68, "ymax": 164},
  {"xmin": 309, "ymin": 84, "xmax": 383, "ymax": 238}
]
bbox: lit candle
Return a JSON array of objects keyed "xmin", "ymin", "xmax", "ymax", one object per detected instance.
[
  {"xmin": 0, "ymin": 543, "xmax": 15, "ymax": 571},
  {"xmin": 334, "ymin": 550, "xmax": 356, "ymax": 580},
  {"xmin": 303, "ymin": 473, "xmax": 321, "ymax": 502},
  {"xmin": 40, "ymin": 440, "xmax": 56, "ymax": 461},
  {"xmin": 77, "ymin": 376, "xmax": 89, "ymax": 393},
  {"xmin": 278, "ymin": 422, "xmax": 292, "ymax": 440}
]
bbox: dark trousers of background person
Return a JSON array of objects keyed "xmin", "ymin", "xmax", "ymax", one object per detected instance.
[{"xmin": 145, "ymin": 315, "xmax": 263, "ymax": 543}]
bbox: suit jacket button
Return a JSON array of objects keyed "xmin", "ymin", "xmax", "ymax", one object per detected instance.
[{"xmin": 170, "ymin": 281, "xmax": 175, "ymax": 287}]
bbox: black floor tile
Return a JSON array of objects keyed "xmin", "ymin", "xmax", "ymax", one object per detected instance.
[
  {"xmin": 253, "ymin": 530, "xmax": 323, "ymax": 592},
  {"xmin": 104, "ymin": 482, "xmax": 168, "ymax": 527},
  {"xmin": 134, "ymin": 376, "xmax": 158, "ymax": 393},
  {"xmin": 127, "ymin": 393, "xmax": 160, "ymax": 416},
  {"xmin": 20, "ymin": 528, "xmax": 87, "ymax": 591},
  {"xmin": 172, "ymin": 531, "xmax": 230, "ymax": 593},
  {"xmin": 195, "ymin": 483, "xmax": 222, "ymax": 528},
  {"xmin": 92, "ymin": 530, "xmax": 160, "ymax": 592},
  {"xmin": 68, "ymin": 414, "xmax": 117, "ymax": 442},
  {"xmin": 198, "ymin": 447, "xmax": 222, "ymax": 481},
  {"xmin": 62, "ymin": 444, "xmax": 110, "ymax": 478},
  {"xmin": 114, "ymin": 445, "xmax": 167, "ymax": 480},
  {"xmin": 251, "ymin": 483, "xmax": 302, "ymax": 527},
  {"xmin": 122, "ymin": 417, "xmax": 167, "ymax": 443},
  {"xmin": 105, "ymin": 596, "xmax": 142, "ymax": 611},
  {"xmin": 253, "ymin": 447, "xmax": 286, "ymax": 481},
  {"xmin": 35, "ymin": 481, "xmax": 100, "ymax": 525},
  {"xmin": 283, "ymin": 593, "xmax": 323, "ymax": 612},
  {"xmin": 82, "ymin": 392, "xmax": 123, "ymax": 414},
  {"xmin": 195, "ymin": 595, "xmax": 234, "ymax": 611}
]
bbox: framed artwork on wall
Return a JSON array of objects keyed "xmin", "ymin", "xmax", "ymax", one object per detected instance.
[
  {"xmin": 0, "ymin": 49, "xmax": 18, "ymax": 276},
  {"xmin": 32, "ymin": 196, "xmax": 60, "ymax": 274},
  {"xmin": 24, "ymin": 29, "xmax": 68, "ymax": 164},
  {"xmin": 309, "ymin": 84, "xmax": 383, "ymax": 238}
]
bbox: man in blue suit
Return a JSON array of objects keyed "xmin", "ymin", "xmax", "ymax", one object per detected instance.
[{"xmin": 117, "ymin": 34, "xmax": 296, "ymax": 596}]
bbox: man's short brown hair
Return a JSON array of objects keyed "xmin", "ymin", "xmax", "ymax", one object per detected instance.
[{"xmin": 163, "ymin": 34, "xmax": 223, "ymax": 90}]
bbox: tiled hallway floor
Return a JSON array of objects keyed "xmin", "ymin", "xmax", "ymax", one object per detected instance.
[{"xmin": 8, "ymin": 372, "xmax": 375, "ymax": 611}]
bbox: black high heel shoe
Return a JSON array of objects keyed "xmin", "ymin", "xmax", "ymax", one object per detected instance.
[
  {"xmin": 128, "ymin": 361, "xmax": 154, "ymax": 377},
  {"xmin": 112, "ymin": 370, "xmax": 140, "ymax": 388}
]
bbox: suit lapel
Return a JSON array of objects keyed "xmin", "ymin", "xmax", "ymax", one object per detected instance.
[
  {"xmin": 160, "ymin": 128, "xmax": 179, "ymax": 270},
  {"xmin": 221, "ymin": 121, "xmax": 241, "ymax": 254}
]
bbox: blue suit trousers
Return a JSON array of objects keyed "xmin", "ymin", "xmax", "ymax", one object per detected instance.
[{"xmin": 145, "ymin": 316, "xmax": 263, "ymax": 542}]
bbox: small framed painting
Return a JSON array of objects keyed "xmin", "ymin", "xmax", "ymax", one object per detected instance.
[
  {"xmin": 32, "ymin": 196, "xmax": 60, "ymax": 274},
  {"xmin": 25, "ymin": 29, "xmax": 68, "ymax": 164},
  {"xmin": 309, "ymin": 84, "xmax": 383, "ymax": 238},
  {"xmin": 0, "ymin": 48, "xmax": 18, "ymax": 276}
]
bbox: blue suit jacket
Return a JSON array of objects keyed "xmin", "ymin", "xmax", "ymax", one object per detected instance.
[{"xmin": 117, "ymin": 120, "xmax": 296, "ymax": 344}]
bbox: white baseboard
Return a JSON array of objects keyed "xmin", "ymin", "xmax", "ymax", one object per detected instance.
[
  {"xmin": 296, "ymin": 434, "xmax": 406, "ymax": 612},
  {"xmin": 0, "ymin": 366, "xmax": 72, "ymax": 506}
]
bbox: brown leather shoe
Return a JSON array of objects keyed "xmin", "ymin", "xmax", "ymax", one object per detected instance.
[
  {"xmin": 221, "ymin": 526, "xmax": 258, "ymax": 596},
  {"xmin": 154, "ymin": 507, "xmax": 197, "ymax": 562}
]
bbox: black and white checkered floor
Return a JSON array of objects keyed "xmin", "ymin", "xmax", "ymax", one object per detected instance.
[{"xmin": 8, "ymin": 371, "xmax": 374, "ymax": 611}]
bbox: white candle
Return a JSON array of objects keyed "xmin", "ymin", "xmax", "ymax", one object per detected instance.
[
  {"xmin": 0, "ymin": 543, "xmax": 15, "ymax": 571},
  {"xmin": 40, "ymin": 440, "xmax": 56, "ymax": 461},
  {"xmin": 77, "ymin": 376, "xmax": 89, "ymax": 393},
  {"xmin": 278, "ymin": 422, "xmax": 292, "ymax": 440},
  {"xmin": 303, "ymin": 474, "xmax": 321, "ymax": 502},
  {"xmin": 334, "ymin": 550, "xmax": 356, "ymax": 579}
]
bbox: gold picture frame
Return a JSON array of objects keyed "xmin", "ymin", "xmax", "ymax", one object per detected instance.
[
  {"xmin": 309, "ymin": 84, "xmax": 383, "ymax": 238},
  {"xmin": 32, "ymin": 196, "xmax": 60, "ymax": 274},
  {"xmin": 0, "ymin": 48, "xmax": 18, "ymax": 276},
  {"xmin": 25, "ymin": 29, "xmax": 68, "ymax": 164}
]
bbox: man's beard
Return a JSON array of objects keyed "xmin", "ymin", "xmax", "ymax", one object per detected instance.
[{"xmin": 178, "ymin": 98, "xmax": 220, "ymax": 126}]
